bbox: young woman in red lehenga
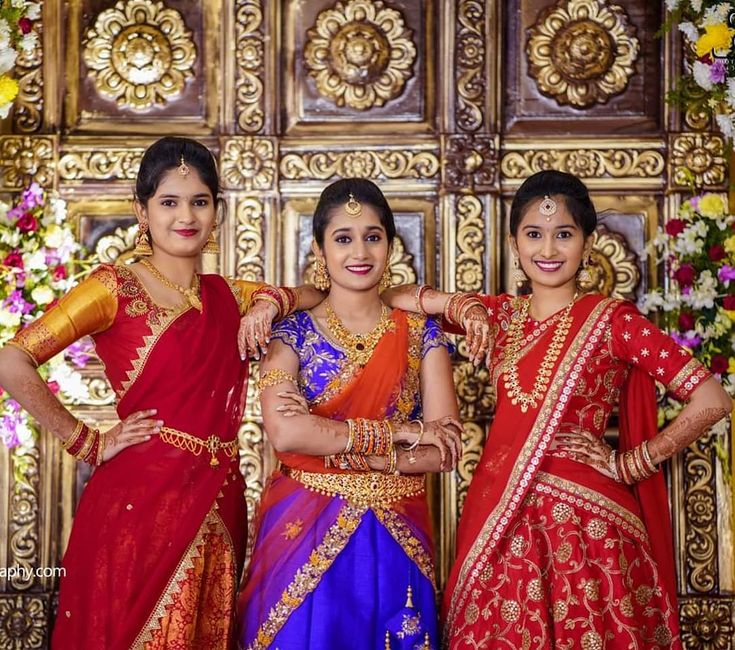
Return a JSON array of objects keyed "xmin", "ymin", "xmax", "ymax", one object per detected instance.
[
  {"xmin": 384, "ymin": 170, "xmax": 732, "ymax": 648},
  {"xmin": 0, "ymin": 137, "xmax": 322, "ymax": 649}
]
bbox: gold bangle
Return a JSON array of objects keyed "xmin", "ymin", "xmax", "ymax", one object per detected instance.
[
  {"xmin": 415, "ymin": 285, "xmax": 430, "ymax": 315},
  {"xmin": 344, "ymin": 419, "xmax": 356, "ymax": 453},
  {"xmin": 76, "ymin": 426, "xmax": 97, "ymax": 462},
  {"xmin": 259, "ymin": 369, "xmax": 298, "ymax": 390},
  {"xmin": 384, "ymin": 446, "xmax": 399, "ymax": 475},
  {"xmin": 62, "ymin": 420, "xmax": 85, "ymax": 451},
  {"xmin": 95, "ymin": 431, "xmax": 106, "ymax": 466},
  {"xmin": 641, "ymin": 441, "xmax": 658, "ymax": 475},
  {"xmin": 252, "ymin": 293, "xmax": 283, "ymax": 318}
]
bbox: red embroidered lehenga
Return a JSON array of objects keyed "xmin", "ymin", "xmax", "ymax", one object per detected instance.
[
  {"xmin": 443, "ymin": 294, "xmax": 710, "ymax": 649},
  {"xmin": 9, "ymin": 264, "xmax": 262, "ymax": 650}
]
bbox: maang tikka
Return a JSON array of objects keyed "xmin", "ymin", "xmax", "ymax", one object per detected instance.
[
  {"xmin": 539, "ymin": 194, "xmax": 557, "ymax": 221},
  {"xmin": 178, "ymin": 155, "xmax": 190, "ymax": 177}
]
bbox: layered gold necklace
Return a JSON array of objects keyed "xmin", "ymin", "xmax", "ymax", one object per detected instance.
[
  {"xmin": 140, "ymin": 259, "xmax": 202, "ymax": 312},
  {"xmin": 325, "ymin": 300, "xmax": 394, "ymax": 367},
  {"xmin": 502, "ymin": 295, "xmax": 575, "ymax": 412}
]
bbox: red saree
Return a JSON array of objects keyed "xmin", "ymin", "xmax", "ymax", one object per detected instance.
[
  {"xmin": 11, "ymin": 264, "xmax": 261, "ymax": 650},
  {"xmin": 443, "ymin": 294, "xmax": 710, "ymax": 649}
]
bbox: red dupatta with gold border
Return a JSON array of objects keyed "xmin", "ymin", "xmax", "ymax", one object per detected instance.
[{"xmin": 442, "ymin": 294, "xmax": 620, "ymax": 639}]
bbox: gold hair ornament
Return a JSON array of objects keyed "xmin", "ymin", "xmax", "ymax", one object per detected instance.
[
  {"xmin": 178, "ymin": 155, "xmax": 190, "ymax": 177},
  {"xmin": 539, "ymin": 194, "xmax": 557, "ymax": 221},
  {"xmin": 345, "ymin": 193, "xmax": 362, "ymax": 217}
]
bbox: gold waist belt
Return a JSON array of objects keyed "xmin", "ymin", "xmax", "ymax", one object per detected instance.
[
  {"xmin": 281, "ymin": 465, "xmax": 425, "ymax": 508},
  {"xmin": 160, "ymin": 426, "xmax": 238, "ymax": 467}
]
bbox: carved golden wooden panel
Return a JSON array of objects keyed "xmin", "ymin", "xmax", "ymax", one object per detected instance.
[
  {"xmin": 65, "ymin": 0, "xmax": 220, "ymax": 133},
  {"xmin": 504, "ymin": 0, "xmax": 662, "ymax": 134},
  {"xmin": 282, "ymin": 0, "xmax": 435, "ymax": 134},
  {"xmin": 1, "ymin": 1, "xmax": 734, "ymax": 647}
]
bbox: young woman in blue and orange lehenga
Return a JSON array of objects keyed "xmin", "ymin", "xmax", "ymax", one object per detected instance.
[{"xmin": 236, "ymin": 179, "xmax": 470, "ymax": 650}]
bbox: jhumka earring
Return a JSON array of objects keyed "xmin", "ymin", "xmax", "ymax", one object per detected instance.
[
  {"xmin": 178, "ymin": 155, "xmax": 190, "ymax": 177},
  {"xmin": 345, "ymin": 193, "xmax": 362, "ymax": 217},
  {"xmin": 512, "ymin": 255, "xmax": 528, "ymax": 287},
  {"xmin": 578, "ymin": 254, "xmax": 592, "ymax": 284},
  {"xmin": 133, "ymin": 222, "xmax": 153, "ymax": 256},
  {"xmin": 314, "ymin": 257, "xmax": 331, "ymax": 291},
  {"xmin": 379, "ymin": 265, "xmax": 393, "ymax": 292},
  {"xmin": 539, "ymin": 194, "xmax": 557, "ymax": 221},
  {"xmin": 202, "ymin": 227, "xmax": 219, "ymax": 254}
]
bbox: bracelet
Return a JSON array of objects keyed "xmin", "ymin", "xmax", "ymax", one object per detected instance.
[
  {"xmin": 62, "ymin": 420, "xmax": 85, "ymax": 453},
  {"xmin": 251, "ymin": 285, "xmax": 286, "ymax": 319},
  {"xmin": 279, "ymin": 287, "xmax": 298, "ymax": 317},
  {"xmin": 383, "ymin": 446, "xmax": 399, "ymax": 475},
  {"xmin": 607, "ymin": 449, "xmax": 620, "ymax": 482},
  {"xmin": 641, "ymin": 441, "xmax": 658, "ymax": 475},
  {"xmin": 415, "ymin": 285, "xmax": 430, "ymax": 316},
  {"xmin": 402, "ymin": 420, "xmax": 424, "ymax": 452},
  {"xmin": 344, "ymin": 419, "xmax": 356, "ymax": 453},
  {"xmin": 259, "ymin": 369, "xmax": 298, "ymax": 390}
]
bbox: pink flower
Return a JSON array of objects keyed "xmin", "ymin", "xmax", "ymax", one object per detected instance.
[
  {"xmin": 20, "ymin": 183, "xmax": 43, "ymax": 210},
  {"xmin": 665, "ymin": 219, "xmax": 686, "ymax": 236},
  {"xmin": 718, "ymin": 265, "xmax": 735, "ymax": 283},
  {"xmin": 710, "ymin": 59, "xmax": 727, "ymax": 84},
  {"xmin": 16, "ymin": 213, "xmax": 38, "ymax": 232},
  {"xmin": 18, "ymin": 17, "xmax": 33, "ymax": 35},
  {"xmin": 673, "ymin": 264, "xmax": 696, "ymax": 287},
  {"xmin": 3, "ymin": 251, "xmax": 23, "ymax": 268},
  {"xmin": 46, "ymin": 381, "xmax": 60, "ymax": 395},
  {"xmin": 52, "ymin": 265, "xmax": 67, "ymax": 281},
  {"xmin": 711, "ymin": 354, "xmax": 729, "ymax": 375},
  {"xmin": 708, "ymin": 244, "xmax": 726, "ymax": 261}
]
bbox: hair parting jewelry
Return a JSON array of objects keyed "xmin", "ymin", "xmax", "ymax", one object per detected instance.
[
  {"xmin": 344, "ymin": 192, "xmax": 362, "ymax": 217},
  {"xmin": 178, "ymin": 154, "xmax": 191, "ymax": 177},
  {"xmin": 538, "ymin": 194, "xmax": 557, "ymax": 220}
]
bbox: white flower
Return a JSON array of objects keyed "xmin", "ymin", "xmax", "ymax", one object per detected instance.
[
  {"xmin": 30, "ymin": 285, "xmax": 54, "ymax": 305},
  {"xmin": 25, "ymin": 3, "xmax": 41, "ymax": 20},
  {"xmin": 678, "ymin": 21, "xmax": 700, "ymax": 42},
  {"xmin": 691, "ymin": 0, "xmax": 704, "ymax": 11},
  {"xmin": 666, "ymin": 0, "xmax": 681, "ymax": 10},
  {"xmin": 43, "ymin": 224, "xmax": 64, "ymax": 248},
  {"xmin": 0, "ymin": 19, "xmax": 10, "ymax": 50},
  {"xmin": 0, "ymin": 101, "xmax": 13, "ymax": 120},
  {"xmin": 682, "ymin": 270, "xmax": 718, "ymax": 309},
  {"xmin": 693, "ymin": 61, "xmax": 714, "ymax": 91},
  {"xmin": 0, "ymin": 228, "xmax": 19, "ymax": 247},
  {"xmin": 44, "ymin": 196, "xmax": 67, "ymax": 226},
  {"xmin": 0, "ymin": 307, "xmax": 21, "ymax": 329},
  {"xmin": 703, "ymin": 4, "xmax": 732, "ymax": 25},
  {"xmin": 24, "ymin": 250, "xmax": 46, "ymax": 270},
  {"xmin": 14, "ymin": 420, "xmax": 34, "ymax": 448},
  {"xmin": 11, "ymin": 0, "xmax": 27, "ymax": 8},
  {"xmin": 48, "ymin": 361, "xmax": 89, "ymax": 403},
  {"xmin": 716, "ymin": 112, "xmax": 735, "ymax": 140},
  {"xmin": 0, "ymin": 49, "xmax": 17, "ymax": 76},
  {"xmin": 640, "ymin": 291, "xmax": 664, "ymax": 314}
]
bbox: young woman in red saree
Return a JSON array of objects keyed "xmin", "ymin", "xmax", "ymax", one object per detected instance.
[
  {"xmin": 0, "ymin": 137, "xmax": 321, "ymax": 649},
  {"xmin": 384, "ymin": 171, "xmax": 731, "ymax": 648}
]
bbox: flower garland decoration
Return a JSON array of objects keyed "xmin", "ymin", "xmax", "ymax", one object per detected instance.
[
  {"xmin": 666, "ymin": 1, "xmax": 735, "ymax": 139},
  {"xmin": 0, "ymin": 183, "xmax": 93, "ymax": 451},
  {"xmin": 0, "ymin": 1, "xmax": 40, "ymax": 118},
  {"xmin": 642, "ymin": 193, "xmax": 735, "ymax": 455}
]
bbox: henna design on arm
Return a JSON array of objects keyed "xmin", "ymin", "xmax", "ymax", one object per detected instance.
[{"xmin": 648, "ymin": 406, "xmax": 729, "ymax": 465}]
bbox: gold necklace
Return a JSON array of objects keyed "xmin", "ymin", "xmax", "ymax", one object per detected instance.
[
  {"xmin": 140, "ymin": 259, "xmax": 202, "ymax": 312},
  {"xmin": 325, "ymin": 301, "xmax": 394, "ymax": 367},
  {"xmin": 502, "ymin": 295, "xmax": 576, "ymax": 412}
]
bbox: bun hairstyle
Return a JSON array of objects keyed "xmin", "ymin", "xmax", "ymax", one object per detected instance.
[
  {"xmin": 312, "ymin": 178, "xmax": 396, "ymax": 247},
  {"xmin": 509, "ymin": 170, "xmax": 597, "ymax": 238}
]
